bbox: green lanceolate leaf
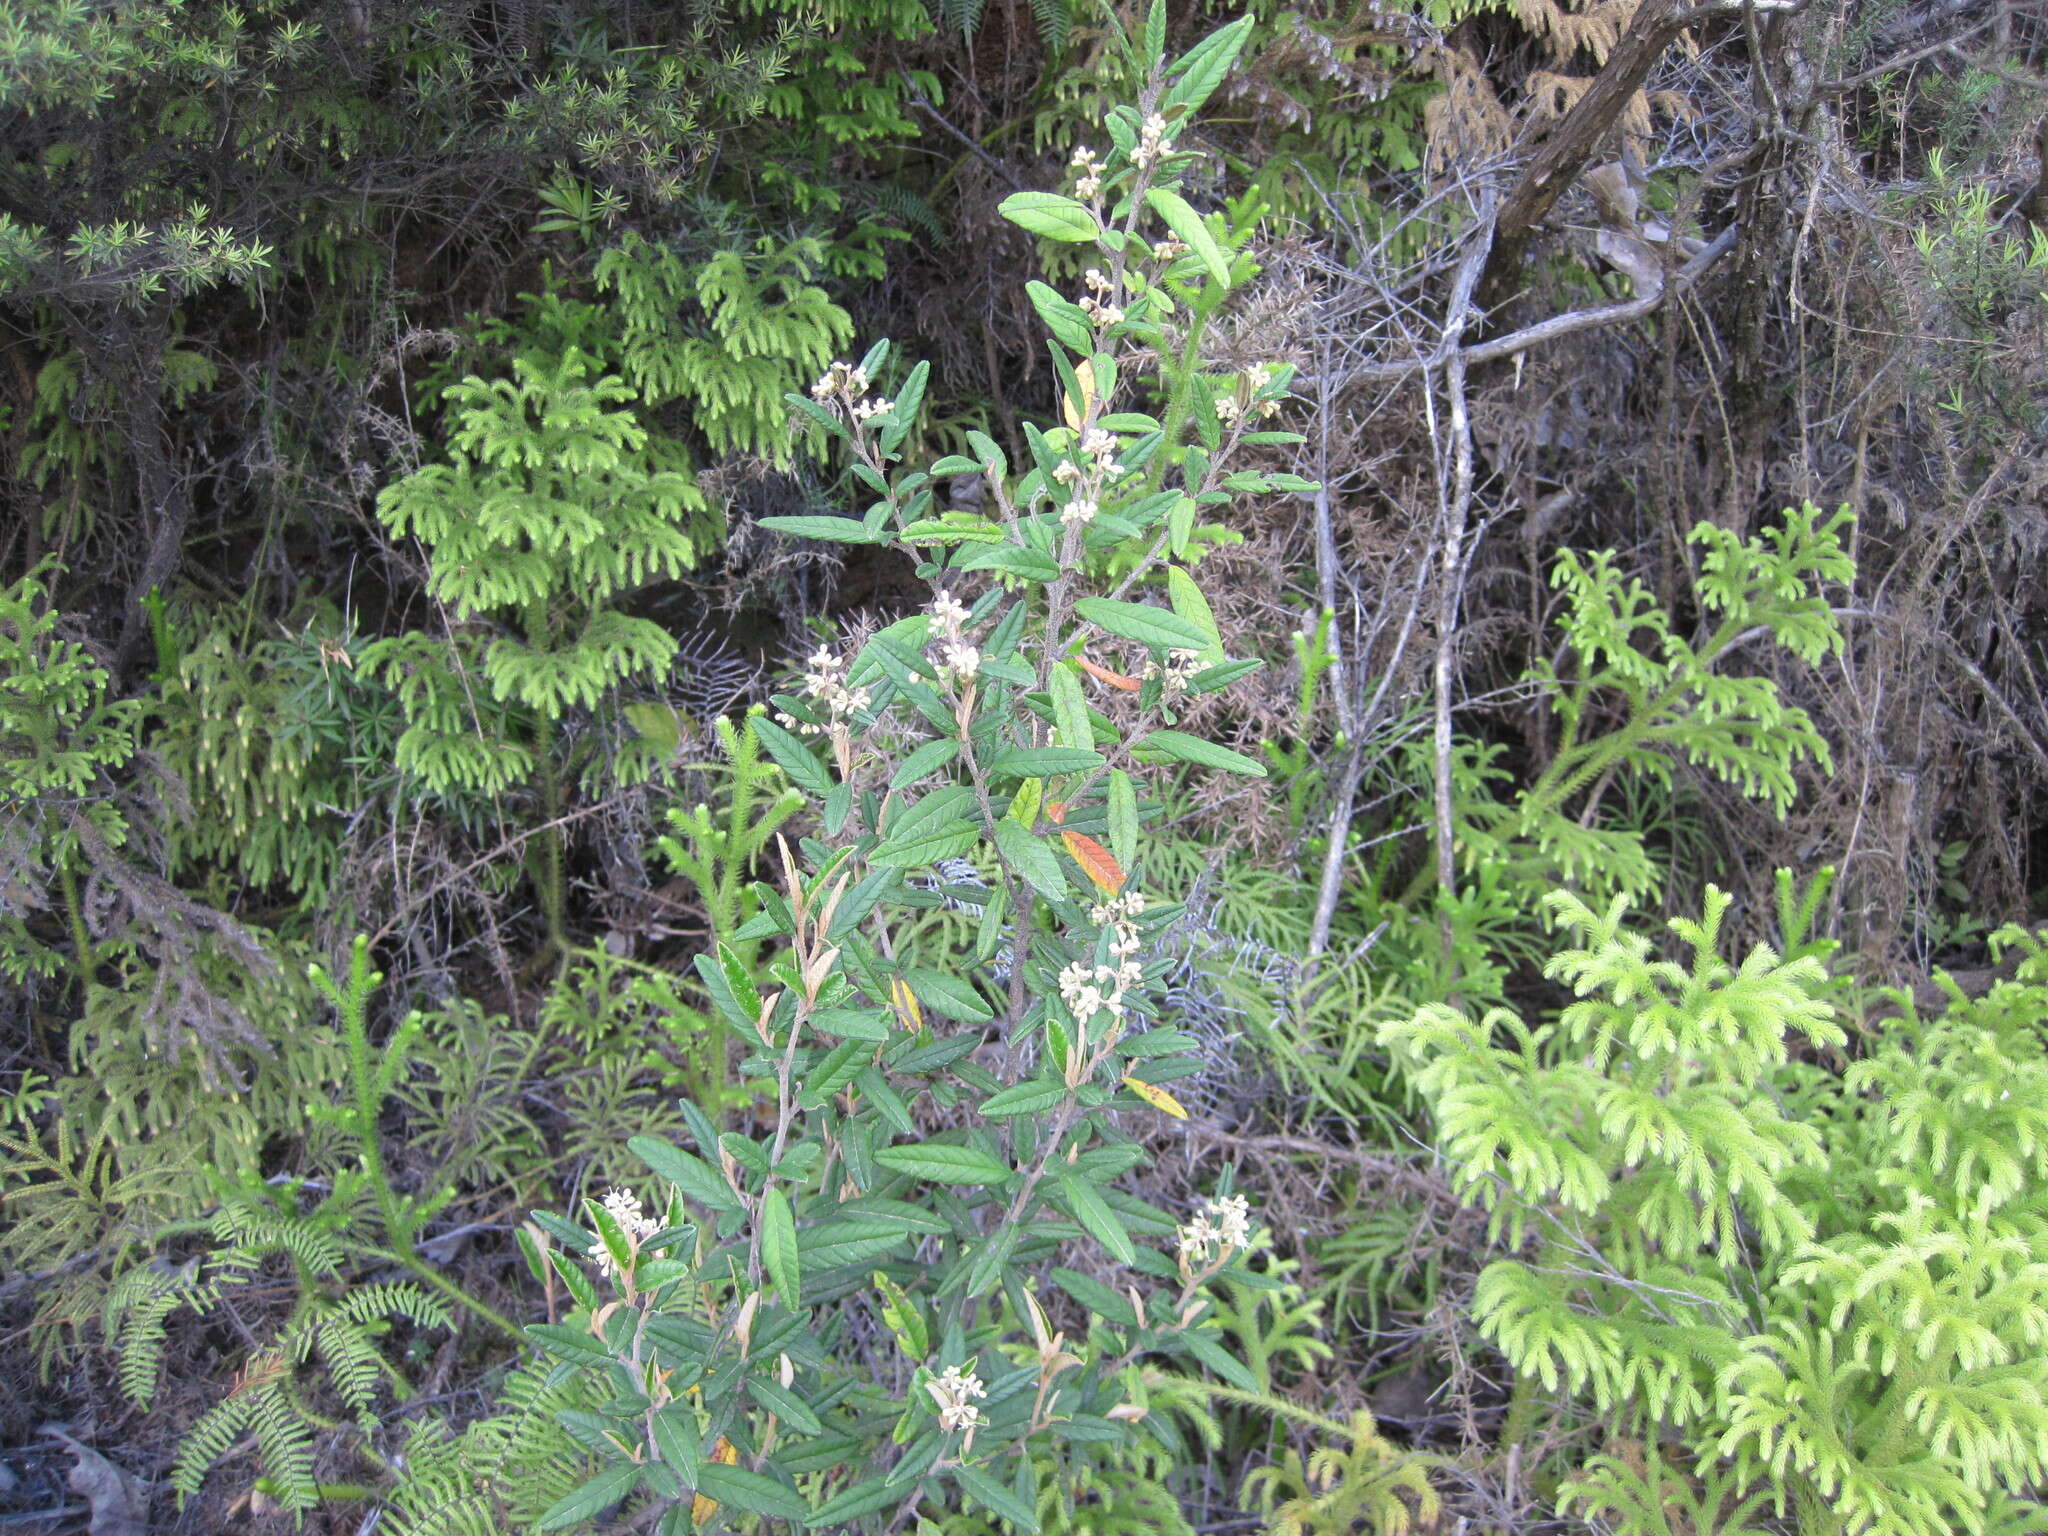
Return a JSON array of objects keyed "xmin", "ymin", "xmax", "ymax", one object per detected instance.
[
  {"xmin": 697, "ymin": 1463, "xmax": 810, "ymax": 1522},
  {"xmin": 762, "ymin": 1186, "xmax": 801, "ymax": 1305},
  {"xmin": 807, "ymin": 1476, "xmax": 899, "ymax": 1527},
  {"xmin": 993, "ymin": 819, "xmax": 1068, "ymax": 901},
  {"xmin": 652, "ymin": 1406, "xmax": 702, "ymax": 1481},
  {"xmin": 1050, "ymin": 663, "xmax": 1092, "ymax": 750},
  {"xmin": 1107, "ymin": 769, "xmax": 1139, "ymax": 869},
  {"xmin": 1144, "ymin": 188, "xmax": 1231, "ymax": 288},
  {"xmin": 1027, "ymin": 280, "xmax": 1095, "ymax": 352},
  {"xmin": 751, "ymin": 713, "xmax": 836, "ymax": 796},
  {"xmin": 1166, "ymin": 566, "xmax": 1225, "ymax": 663},
  {"xmin": 1134, "ymin": 729, "xmax": 1267, "ymax": 777},
  {"xmin": 1073, "ymin": 596, "xmax": 1212, "ymax": 652},
  {"xmin": 1163, "ymin": 13, "xmax": 1255, "ymax": 118},
  {"xmin": 989, "ymin": 745, "xmax": 1103, "ymax": 778},
  {"xmin": 954, "ymin": 1463, "xmax": 1040, "ymax": 1532},
  {"xmin": 872, "ymin": 784, "xmax": 982, "ymax": 866},
  {"xmin": 874, "ymin": 1269, "xmax": 929, "ymax": 1356},
  {"xmin": 875, "ymin": 1142, "xmax": 1012, "ymax": 1186},
  {"xmin": 631, "ymin": 1137, "xmax": 744, "ymax": 1214},
  {"xmin": 747, "ymin": 1373, "xmax": 824, "ymax": 1435},
  {"xmin": 1056, "ymin": 1169, "xmax": 1137, "ymax": 1265},
  {"xmin": 890, "ymin": 738, "xmax": 959, "ymax": 789},
  {"xmin": 538, "ymin": 1462, "xmax": 642, "ymax": 1531},
  {"xmin": 979, "ymin": 1079, "xmax": 1068, "ymax": 1117},
  {"xmin": 998, "ymin": 192, "xmax": 1099, "ymax": 243},
  {"xmin": 902, "ymin": 968, "xmax": 995, "ymax": 1022},
  {"xmin": 799, "ymin": 1219, "xmax": 908, "ymax": 1271},
  {"xmin": 759, "ymin": 515, "xmax": 885, "ymax": 544}
]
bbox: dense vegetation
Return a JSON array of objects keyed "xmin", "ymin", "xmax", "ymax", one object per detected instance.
[{"xmin": 3, "ymin": 0, "xmax": 2046, "ymax": 1532}]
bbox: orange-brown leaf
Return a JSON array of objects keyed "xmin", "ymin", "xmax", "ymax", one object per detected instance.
[
  {"xmin": 1078, "ymin": 657, "xmax": 1142, "ymax": 692},
  {"xmin": 1061, "ymin": 831, "xmax": 1126, "ymax": 896}
]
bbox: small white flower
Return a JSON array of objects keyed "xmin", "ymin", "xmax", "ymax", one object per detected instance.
[
  {"xmin": 1053, "ymin": 460, "xmax": 1085, "ymax": 486},
  {"xmin": 809, "ymin": 360, "xmax": 870, "ymax": 403},
  {"xmin": 1151, "ymin": 237, "xmax": 1189, "ymax": 262},
  {"xmin": 602, "ymin": 1188, "xmax": 658, "ymax": 1241},
  {"xmin": 799, "ymin": 645, "xmax": 871, "ymax": 725},
  {"xmin": 1078, "ymin": 293, "xmax": 1124, "ymax": 329},
  {"xmin": 1178, "ymin": 1193, "xmax": 1253, "ymax": 1262},
  {"xmin": 929, "ymin": 589, "xmax": 971, "ymax": 637},
  {"xmin": 927, "ymin": 1365, "xmax": 989, "ymax": 1439},
  {"xmin": 852, "ymin": 396, "xmax": 893, "ymax": 423},
  {"xmin": 938, "ymin": 643, "xmax": 981, "ymax": 683},
  {"xmin": 1061, "ymin": 496, "xmax": 1099, "ymax": 527},
  {"xmin": 1070, "ymin": 147, "xmax": 1107, "ymax": 200},
  {"xmin": 1209, "ymin": 1194, "xmax": 1252, "ymax": 1250},
  {"xmin": 1215, "ymin": 396, "xmax": 1243, "ymax": 426},
  {"xmin": 1083, "ymin": 268, "xmax": 1114, "ymax": 293},
  {"xmin": 1132, "ymin": 113, "xmax": 1173, "ymax": 170},
  {"xmin": 1080, "ymin": 428, "xmax": 1117, "ymax": 457}
]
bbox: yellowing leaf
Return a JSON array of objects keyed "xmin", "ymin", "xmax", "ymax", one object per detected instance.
[
  {"xmin": 1061, "ymin": 359, "xmax": 1098, "ymax": 431},
  {"xmin": 889, "ymin": 977, "xmax": 924, "ymax": 1032},
  {"xmin": 1007, "ymin": 777, "xmax": 1043, "ymax": 828},
  {"xmin": 692, "ymin": 1436, "xmax": 739, "ymax": 1525},
  {"xmin": 1061, "ymin": 831, "xmax": 1126, "ymax": 896},
  {"xmin": 1122, "ymin": 1076, "xmax": 1188, "ymax": 1119}
]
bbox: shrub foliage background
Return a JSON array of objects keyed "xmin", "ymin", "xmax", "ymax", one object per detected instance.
[{"xmin": 3, "ymin": 0, "xmax": 2048, "ymax": 1532}]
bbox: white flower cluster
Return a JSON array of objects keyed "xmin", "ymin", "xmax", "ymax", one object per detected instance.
[
  {"xmin": 1131, "ymin": 112, "xmax": 1174, "ymax": 170},
  {"xmin": 777, "ymin": 645, "xmax": 871, "ymax": 737},
  {"xmin": 1178, "ymin": 1193, "xmax": 1253, "ymax": 1263},
  {"xmin": 1079, "ymin": 267, "xmax": 1122, "ymax": 330},
  {"xmin": 1053, "ymin": 423, "xmax": 1128, "ymax": 532},
  {"xmin": 1215, "ymin": 363, "xmax": 1285, "ymax": 427},
  {"xmin": 1069, "ymin": 145, "xmax": 1106, "ymax": 200},
  {"xmin": 1142, "ymin": 647, "xmax": 1206, "ymax": 701},
  {"xmin": 603, "ymin": 1188, "xmax": 658, "ymax": 1239},
  {"xmin": 1090, "ymin": 887, "xmax": 1147, "ymax": 932},
  {"xmin": 810, "ymin": 359, "xmax": 868, "ymax": 400},
  {"xmin": 926, "ymin": 589, "xmax": 982, "ymax": 688},
  {"xmin": 809, "ymin": 360, "xmax": 891, "ymax": 425},
  {"xmin": 925, "ymin": 1364, "xmax": 988, "ymax": 1443},
  {"xmin": 1059, "ymin": 948, "xmax": 1143, "ymax": 1029},
  {"xmin": 1151, "ymin": 236, "xmax": 1189, "ymax": 263},
  {"xmin": 594, "ymin": 1188, "xmax": 659, "ymax": 1283}
]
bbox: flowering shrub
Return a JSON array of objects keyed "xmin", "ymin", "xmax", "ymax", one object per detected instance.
[{"xmin": 368, "ymin": 8, "xmax": 1331, "ymax": 1532}]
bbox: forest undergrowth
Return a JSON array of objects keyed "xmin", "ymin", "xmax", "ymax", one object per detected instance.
[{"xmin": 3, "ymin": 1, "xmax": 2047, "ymax": 1533}]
